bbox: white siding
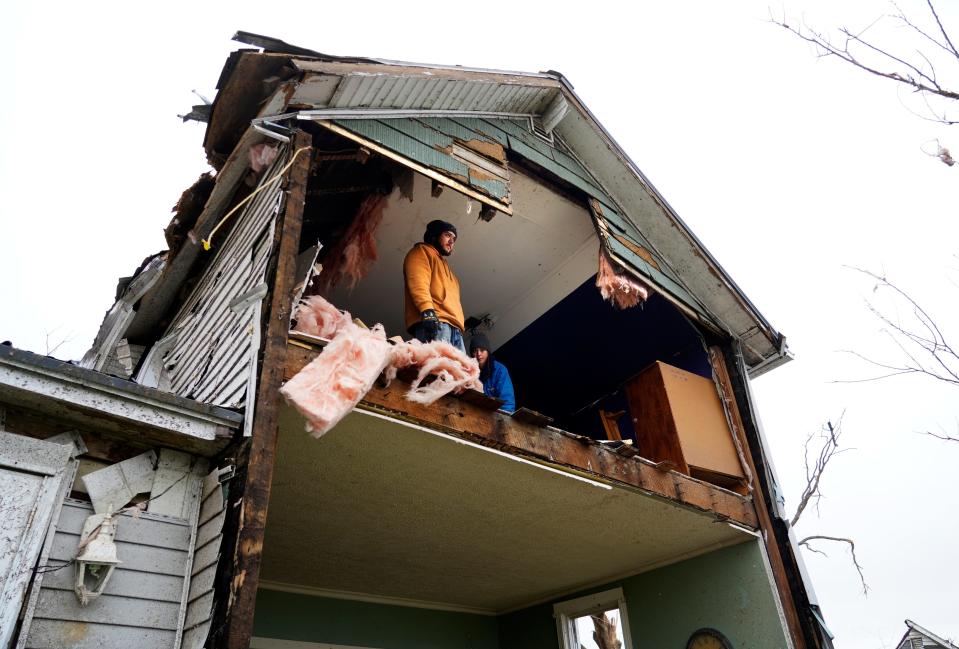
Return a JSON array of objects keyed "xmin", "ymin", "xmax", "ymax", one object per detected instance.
[
  {"xmin": 160, "ymin": 148, "xmax": 289, "ymax": 413},
  {"xmin": 21, "ymin": 500, "xmax": 195, "ymax": 649},
  {"xmin": 0, "ymin": 434, "xmax": 74, "ymax": 648},
  {"xmin": 180, "ymin": 469, "xmax": 227, "ymax": 649}
]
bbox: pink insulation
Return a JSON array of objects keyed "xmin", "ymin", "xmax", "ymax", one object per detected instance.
[
  {"xmin": 282, "ymin": 295, "xmax": 484, "ymax": 437},
  {"xmin": 318, "ymin": 194, "xmax": 388, "ymax": 293},
  {"xmin": 292, "ymin": 295, "xmax": 350, "ymax": 339},
  {"xmin": 387, "ymin": 339, "xmax": 482, "ymax": 404},
  {"xmin": 248, "ymin": 143, "xmax": 279, "ymax": 173},
  {"xmin": 280, "ymin": 320, "xmax": 392, "ymax": 438},
  {"xmin": 596, "ymin": 247, "xmax": 650, "ymax": 309}
]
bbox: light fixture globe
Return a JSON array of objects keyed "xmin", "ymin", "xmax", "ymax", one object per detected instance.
[{"xmin": 74, "ymin": 513, "xmax": 122, "ymax": 606}]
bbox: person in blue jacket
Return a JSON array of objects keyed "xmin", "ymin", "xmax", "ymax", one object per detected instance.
[{"xmin": 469, "ymin": 333, "xmax": 516, "ymax": 413}]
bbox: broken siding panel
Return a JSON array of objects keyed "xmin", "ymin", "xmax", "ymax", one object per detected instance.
[
  {"xmin": 332, "ymin": 118, "xmax": 511, "ymax": 205},
  {"xmin": 342, "ymin": 120, "xmax": 471, "ymax": 178},
  {"xmin": 593, "ymin": 202, "xmax": 708, "ymax": 316},
  {"xmin": 158, "ymin": 149, "xmax": 288, "ymax": 408},
  {"xmin": 468, "ymin": 170, "xmax": 510, "ymax": 200},
  {"xmin": 447, "ymin": 117, "xmax": 510, "ymax": 146},
  {"xmin": 22, "ymin": 500, "xmax": 194, "ymax": 649},
  {"xmin": 418, "ymin": 117, "xmax": 499, "ymax": 148},
  {"xmin": 179, "ymin": 469, "xmax": 226, "ymax": 649},
  {"xmin": 0, "ymin": 434, "xmax": 73, "ymax": 649}
]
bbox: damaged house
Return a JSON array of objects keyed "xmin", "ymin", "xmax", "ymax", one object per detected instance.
[{"xmin": 1, "ymin": 32, "xmax": 834, "ymax": 649}]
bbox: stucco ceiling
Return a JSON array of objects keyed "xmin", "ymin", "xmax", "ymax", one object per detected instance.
[{"xmin": 261, "ymin": 407, "xmax": 750, "ymax": 613}]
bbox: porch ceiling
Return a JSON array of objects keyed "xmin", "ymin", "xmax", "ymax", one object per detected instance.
[{"xmin": 262, "ymin": 406, "xmax": 751, "ymax": 613}]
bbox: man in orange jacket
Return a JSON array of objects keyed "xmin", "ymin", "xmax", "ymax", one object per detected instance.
[{"xmin": 403, "ymin": 220, "xmax": 466, "ymax": 353}]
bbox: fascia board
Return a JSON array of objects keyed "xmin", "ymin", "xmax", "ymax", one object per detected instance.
[{"xmin": 0, "ymin": 346, "xmax": 241, "ymax": 444}]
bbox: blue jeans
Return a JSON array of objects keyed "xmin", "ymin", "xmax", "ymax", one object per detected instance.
[{"xmin": 411, "ymin": 321, "xmax": 466, "ymax": 353}]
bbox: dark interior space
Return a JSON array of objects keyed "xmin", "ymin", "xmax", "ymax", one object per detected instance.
[{"xmin": 494, "ymin": 279, "xmax": 711, "ymax": 440}]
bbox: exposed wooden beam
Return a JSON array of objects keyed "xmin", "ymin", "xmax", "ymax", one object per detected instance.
[
  {"xmin": 283, "ymin": 342, "xmax": 757, "ymax": 529},
  {"xmin": 223, "ymin": 130, "xmax": 312, "ymax": 649}
]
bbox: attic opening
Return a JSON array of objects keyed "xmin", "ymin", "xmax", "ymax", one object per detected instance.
[{"xmin": 292, "ymin": 118, "xmax": 745, "ymax": 492}]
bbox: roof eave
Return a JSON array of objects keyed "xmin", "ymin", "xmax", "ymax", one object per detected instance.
[
  {"xmin": 548, "ymin": 74, "xmax": 787, "ymax": 370},
  {"xmin": 0, "ymin": 346, "xmax": 240, "ymax": 456}
]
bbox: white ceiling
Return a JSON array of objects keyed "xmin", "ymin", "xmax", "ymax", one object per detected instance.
[
  {"xmin": 261, "ymin": 406, "xmax": 751, "ymax": 613},
  {"xmin": 327, "ymin": 167, "xmax": 597, "ymax": 349}
]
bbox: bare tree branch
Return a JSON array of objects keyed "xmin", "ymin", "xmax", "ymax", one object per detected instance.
[
  {"xmin": 589, "ymin": 613, "xmax": 622, "ymax": 649},
  {"xmin": 922, "ymin": 429, "xmax": 959, "ymax": 443},
  {"xmin": 892, "ymin": 2, "xmax": 957, "ymax": 59},
  {"xmin": 44, "ymin": 328, "xmax": 74, "ymax": 357},
  {"xmin": 791, "ymin": 416, "xmax": 848, "ymax": 527},
  {"xmin": 800, "ymin": 535, "xmax": 869, "ymax": 595},
  {"xmin": 836, "ymin": 267, "xmax": 959, "ymax": 387},
  {"xmin": 772, "ymin": 1, "xmax": 959, "ymax": 129},
  {"xmin": 926, "ymin": 0, "xmax": 959, "ymax": 59}
]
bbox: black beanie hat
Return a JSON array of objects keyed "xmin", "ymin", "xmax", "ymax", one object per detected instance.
[
  {"xmin": 469, "ymin": 333, "xmax": 491, "ymax": 354},
  {"xmin": 424, "ymin": 219, "xmax": 457, "ymax": 243}
]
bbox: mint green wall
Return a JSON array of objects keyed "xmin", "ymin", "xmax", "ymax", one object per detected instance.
[
  {"xmin": 252, "ymin": 589, "xmax": 499, "ymax": 649},
  {"xmin": 253, "ymin": 541, "xmax": 787, "ymax": 649},
  {"xmin": 499, "ymin": 540, "xmax": 789, "ymax": 649}
]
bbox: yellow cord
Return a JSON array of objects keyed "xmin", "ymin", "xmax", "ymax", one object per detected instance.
[{"xmin": 201, "ymin": 146, "xmax": 311, "ymax": 251}]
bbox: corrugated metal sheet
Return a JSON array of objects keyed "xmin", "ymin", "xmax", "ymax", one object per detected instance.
[
  {"xmin": 332, "ymin": 117, "xmax": 707, "ymax": 319},
  {"xmin": 158, "ymin": 148, "xmax": 289, "ymax": 415},
  {"xmin": 327, "ymin": 72, "xmax": 554, "ymax": 114},
  {"xmin": 21, "ymin": 500, "xmax": 196, "ymax": 649},
  {"xmin": 180, "ymin": 469, "xmax": 226, "ymax": 649}
]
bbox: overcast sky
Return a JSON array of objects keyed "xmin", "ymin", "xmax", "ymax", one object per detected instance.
[{"xmin": 2, "ymin": 1, "xmax": 957, "ymax": 647}]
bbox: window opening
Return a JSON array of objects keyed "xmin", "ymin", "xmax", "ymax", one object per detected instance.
[{"xmin": 554, "ymin": 587, "xmax": 633, "ymax": 649}]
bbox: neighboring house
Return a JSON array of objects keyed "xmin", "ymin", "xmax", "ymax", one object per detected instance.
[
  {"xmin": 2, "ymin": 32, "xmax": 835, "ymax": 649},
  {"xmin": 896, "ymin": 620, "xmax": 959, "ymax": 649}
]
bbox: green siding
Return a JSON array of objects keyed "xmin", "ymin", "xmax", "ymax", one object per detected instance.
[
  {"xmin": 499, "ymin": 541, "xmax": 789, "ymax": 649},
  {"xmin": 334, "ymin": 118, "xmax": 509, "ymax": 201},
  {"xmin": 253, "ymin": 589, "xmax": 499, "ymax": 649}
]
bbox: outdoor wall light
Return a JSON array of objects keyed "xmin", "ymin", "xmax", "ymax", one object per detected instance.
[{"xmin": 74, "ymin": 512, "xmax": 121, "ymax": 606}]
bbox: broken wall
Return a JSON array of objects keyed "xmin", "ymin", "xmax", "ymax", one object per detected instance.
[{"xmin": 143, "ymin": 148, "xmax": 289, "ymax": 432}]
